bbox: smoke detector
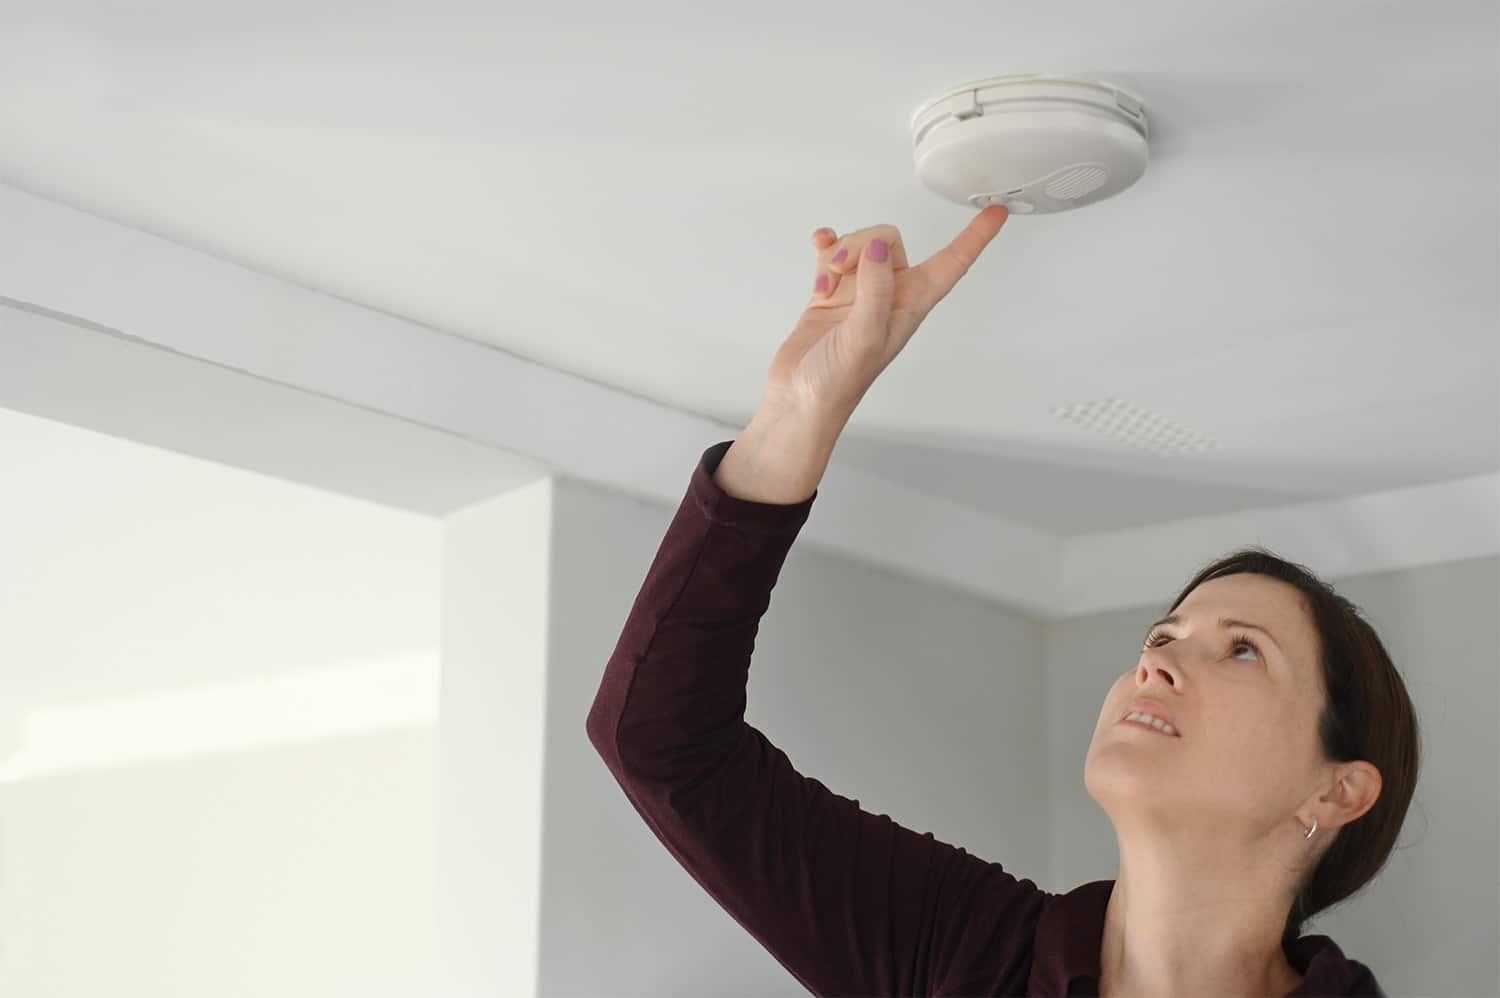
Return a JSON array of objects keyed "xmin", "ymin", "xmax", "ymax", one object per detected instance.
[{"xmin": 910, "ymin": 74, "xmax": 1150, "ymax": 214}]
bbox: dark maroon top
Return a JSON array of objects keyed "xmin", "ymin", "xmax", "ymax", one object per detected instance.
[{"xmin": 586, "ymin": 439, "xmax": 1385, "ymax": 997}]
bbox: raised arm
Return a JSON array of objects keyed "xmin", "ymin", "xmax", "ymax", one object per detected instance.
[{"xmin": 587, "ymin": 212, "xmax": 1047, "ymax": 994}]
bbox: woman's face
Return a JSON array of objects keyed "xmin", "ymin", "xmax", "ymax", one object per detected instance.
[{"xmin": 1084, "ymin": 573, "xmax": 1329, "ymax": 835}]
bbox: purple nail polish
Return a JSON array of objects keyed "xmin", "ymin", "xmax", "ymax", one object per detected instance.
[
  {"xmin": 831, "ymin": 248, "xmax": 847, "ymax": 265},
  {"xmin": 869, "ymin": 239, "xmax": 888, "ymax": 262}
]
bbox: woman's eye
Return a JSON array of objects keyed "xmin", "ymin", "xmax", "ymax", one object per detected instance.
[{"xmin": 1144, "ymin": 632, "xmax": 1260, "ymax": 662}]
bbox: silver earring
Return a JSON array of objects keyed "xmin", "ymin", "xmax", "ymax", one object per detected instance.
[{"xmin": 1304, "ymin": 818, "xmax": 1318, "ymax": 840}]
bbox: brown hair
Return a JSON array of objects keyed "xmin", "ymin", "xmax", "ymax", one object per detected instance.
[{"xmin": 1160, "ymin": 545, "xmax": 1422, "ymax": 945}]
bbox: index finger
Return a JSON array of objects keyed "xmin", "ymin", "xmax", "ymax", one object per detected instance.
[{"xmin": 910, "ymin": 204, "xmax": 1010, "ymax": 307}]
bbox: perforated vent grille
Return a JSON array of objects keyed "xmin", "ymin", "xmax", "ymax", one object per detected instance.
[
  {"xmin": 1051, "ymin": 398, "xmax": 1221, "ymax": 455},
  {"xmin": 1044, "ymin": 166, "xmax": 1108, "ymax": 201}
]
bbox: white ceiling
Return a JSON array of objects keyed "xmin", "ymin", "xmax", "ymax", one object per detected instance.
[{"xmin": 2, "ymin": 0, "xmax": 1497, "ymax": 535}]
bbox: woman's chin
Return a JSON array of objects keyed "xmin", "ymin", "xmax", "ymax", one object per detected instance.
[{"xmin": 1084, "ymin": 745, "xmax": 1176, "ymax": 798}]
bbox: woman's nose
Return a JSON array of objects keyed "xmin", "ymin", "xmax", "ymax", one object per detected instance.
[{"xmin": 1138, "ymin": 651, "xmax": 1180, "ymax": 687}]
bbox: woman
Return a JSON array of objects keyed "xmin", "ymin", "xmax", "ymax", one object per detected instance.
[{"xmin": 586, "ymin": 206, "xmax": 1419, "ymax": 996}]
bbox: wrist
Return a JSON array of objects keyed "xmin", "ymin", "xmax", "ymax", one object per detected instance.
[{"xmin": 715, "ymin": 405, "xmax": 843, "ymax": 505}]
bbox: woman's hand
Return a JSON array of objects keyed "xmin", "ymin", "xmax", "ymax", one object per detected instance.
[{"xmin": 761, "ymin": 204, "xmax": 1010, "ymax": 422}]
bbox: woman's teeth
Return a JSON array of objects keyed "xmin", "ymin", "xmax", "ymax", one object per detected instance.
[{"xmin": 1124, "ymin": 712, "xmax": 1178, "ymax": 737}]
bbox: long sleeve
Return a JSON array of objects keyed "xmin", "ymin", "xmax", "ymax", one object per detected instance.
[{"xmin": 585, "ymin": 439, "xmax": 1049, "ymax": 997}]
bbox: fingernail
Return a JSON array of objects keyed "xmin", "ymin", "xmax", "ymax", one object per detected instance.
[
  {"xmin": 869, "ymin": 239, "xmax": 888, "ymax": 262},
  {"xmin": 831, "ymin": 248, "xmax": 847, "ymax": 266},
  {"xmin": 815, "ymin": 274, "xmax": 828, "ymax": 294}
]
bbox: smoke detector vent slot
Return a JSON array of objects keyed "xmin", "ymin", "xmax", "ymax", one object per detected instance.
[
  {"xmin": 1051, "ymin": 398, "xmax": 1222, "ymax": 455},
  {"xmin": 1044, "ymin": 164, "xmax": 1108, "ymax": 200}
]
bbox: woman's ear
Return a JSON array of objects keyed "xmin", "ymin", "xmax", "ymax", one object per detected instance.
[{"xmin": 1322, "ymin": 761, "xmax": 1382, "ymax": 830}]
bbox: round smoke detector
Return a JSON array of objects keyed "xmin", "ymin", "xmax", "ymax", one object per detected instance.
[{"xmin": 910, "ymin": 74, "xmax": 1149, "ymax": 215}]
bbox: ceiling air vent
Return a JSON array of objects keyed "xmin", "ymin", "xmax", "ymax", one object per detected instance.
[{"xmin": 1051, "ymin": 397, "xmax": 1221, "ymax": 456}]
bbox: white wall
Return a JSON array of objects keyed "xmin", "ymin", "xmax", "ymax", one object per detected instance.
[
  {"xmin": 1045, "ymin": 555, "xmax": 1500, "ymax": 998},
  {"xmin": 0, "ymin": 406, "xmax": 442, "ymax": 715},
  {"xmin": 0, "ymin": 727, "xmax": 437, "ymax": 997},
  {"xmin": 437, "ymin": 478, "xmax": 553, "ymax": 998},
  {"xmin": 0, "ymin": 408, "xmax": 441, "ymax": 997}
]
